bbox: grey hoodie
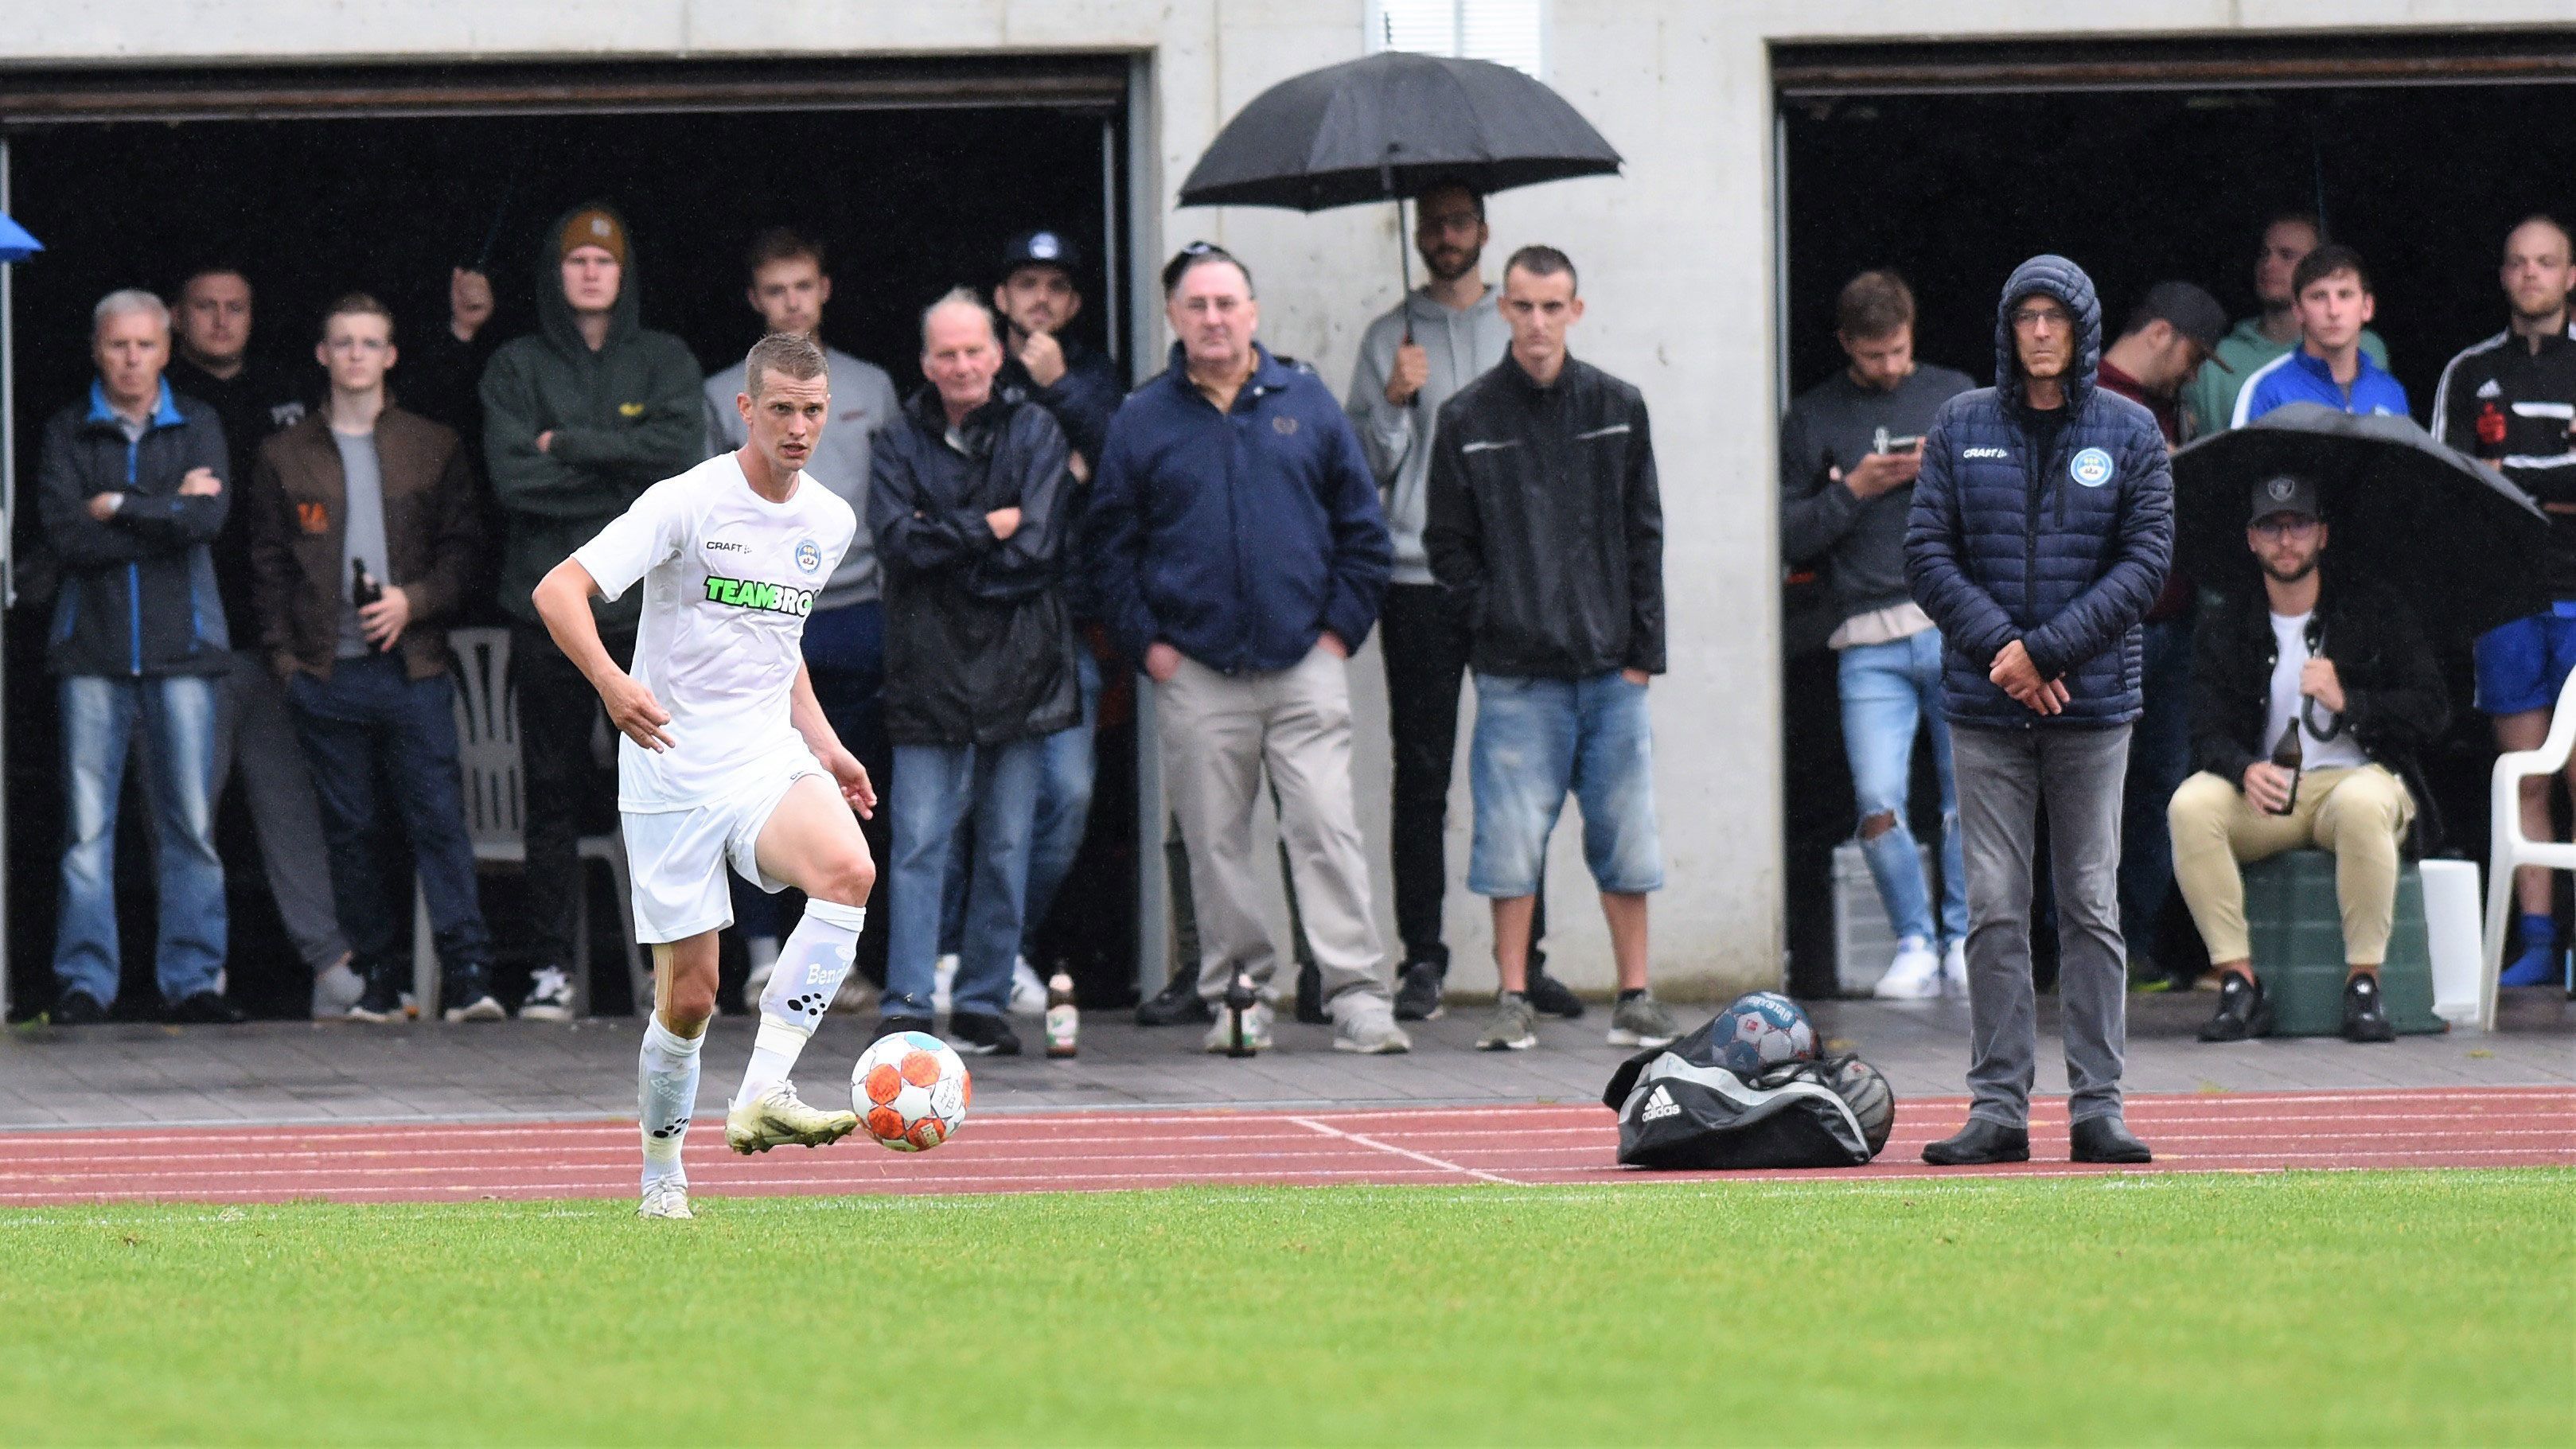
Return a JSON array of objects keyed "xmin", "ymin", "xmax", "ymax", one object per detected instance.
[{"xmin": 1344, "ymin": 286, "xmax": 1510, "ymax": 585}]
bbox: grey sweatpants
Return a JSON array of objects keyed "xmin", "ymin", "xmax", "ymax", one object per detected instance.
[
  {"xmin": 1155, "ymin": 643, "xmax": 1393, "ymax": 1019},
  {"xmin": 1951, "ymin": 723, "xmax": 2132, "ymax": 1129},
  {"xmin": 213, "ymin": 651, "xmax": 351, "ymax": 975}
]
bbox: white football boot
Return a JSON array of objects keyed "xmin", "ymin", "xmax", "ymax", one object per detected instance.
[{"xmin": 723, "ymin": 1081, "xmax": 859, "ymax": 1155}]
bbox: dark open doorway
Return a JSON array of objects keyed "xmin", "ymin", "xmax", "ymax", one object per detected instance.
[
  {"xmin": 3, "ymin": 85, "xmax": 1139, "ymax": 1019},
  {"xmin": 1775, "ymin": 64, "xmax": 2576, "ymax": 996}
]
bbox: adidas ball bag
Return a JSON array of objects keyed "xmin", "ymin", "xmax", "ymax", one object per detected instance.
[{"xmin": 1600, "ymin": 997, "xmax": 1896, "ymax": 1169}]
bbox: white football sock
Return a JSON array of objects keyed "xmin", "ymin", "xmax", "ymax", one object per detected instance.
[
  {"xmin": 731, "ymin": 900, "xmax": 865, "ymax": 1111},
  {"xmin": 638, "ymin": 1015, "xmax": 703, "ymax": 1189}
]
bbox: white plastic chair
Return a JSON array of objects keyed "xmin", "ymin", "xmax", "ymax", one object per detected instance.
[
  {"xmin": 411, "ymin": 627, "xmax": 648, "ymax": 1017},
  {"xmin": 2481, "ymin": 664, "xmax": 2576, "ymax": 1030}
]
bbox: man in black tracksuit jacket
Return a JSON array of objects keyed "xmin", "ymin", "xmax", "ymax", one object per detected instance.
[{"xmin": 1424, "ymin": 244, "xmax": 1676, "ymax": 1054}]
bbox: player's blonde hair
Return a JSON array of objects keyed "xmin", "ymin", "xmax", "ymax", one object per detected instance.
[{"xmin": 743, "ymin": 331, "xmax": 828, "ymax": 399}]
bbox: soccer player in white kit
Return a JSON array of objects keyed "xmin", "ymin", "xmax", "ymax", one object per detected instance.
[{"xmin": 532, "ymin": 333, "xmax": 877, "ymax": 1220}]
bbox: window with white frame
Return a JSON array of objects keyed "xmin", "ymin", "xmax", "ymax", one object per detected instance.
[{"xmin": 1367, "ymin": 0, "xmax": 1545, "ymax": 80}]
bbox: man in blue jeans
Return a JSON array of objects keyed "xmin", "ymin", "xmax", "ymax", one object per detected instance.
[
  {"xmin": 1425, "ymin": 246, "xmax": 1677, "ymax": 1053},
  {"xmin": 869, "ymin": 292, "xmax": 1081, "ymax": 1056},
  {"xmin": 249, "ymin": 294, "xmax": 501, "ymax": 1022},
  {"xmin": 37, "ymin": 289, "xmax": 236, "ymax": 1024},
  {"xmin": 1780, "ymin": 270, "xmax": 1977, "ymax": 999}
]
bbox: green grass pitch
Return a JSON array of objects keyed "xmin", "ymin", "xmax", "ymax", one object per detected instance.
[{"xmin": 4, "ymin": 1170, "xmax": 2568, "ymax": 1445}]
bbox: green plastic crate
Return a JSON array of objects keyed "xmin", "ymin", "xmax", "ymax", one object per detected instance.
[{"xmin": 2240, "ymin": 850, "xmax": 2446, "ymax": 1036}]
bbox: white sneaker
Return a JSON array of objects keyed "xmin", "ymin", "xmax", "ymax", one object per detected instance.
[
  {"xmin": 1941, "ymin": 939, "xmax": 1969, "ymax": 995},
  {"xmin": 520, "ymin": 966, "xmax": 575, "ymax": 1022},
  {"xmin": 931, "ymin": 953, "xmax": 959, "ymax": 1016},
  {"xmin": 443, "ymin": 993, "xmax": 508, "ymax": 1023},
  {"xmin": 637, "ymin": 1178, "xmax": 693, "ymax": 1220},
  {"xmin": 309, "ymin": 956, "xmax": 364, "ymax": 1020},
  {"xmin": 1007, "ymin": 957, "xmax": 1048, "ymax": 1017},
  {"xmin": 1202, "ymin": 999, "xmax": 1275, "ymax": 1054},
  {"xmin": 1873, "ymin": 937, "xmax": 1943, "ymax": 1000},
  {"xmin": 1332, "ymin": 1003, "xmax": 1412, "ymax": 1054}
]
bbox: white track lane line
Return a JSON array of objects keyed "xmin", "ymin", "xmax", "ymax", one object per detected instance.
[{"xmin": 1286, "ymin": 1116, "xmax": 1524, "ymax": 1186}]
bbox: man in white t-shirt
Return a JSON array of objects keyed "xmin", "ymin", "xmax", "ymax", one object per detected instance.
[
  {"xmin": 533, "ymin": 333, "xmax": 878, "ymax": 1221},
  {"xmin": 2165, "ymin": 474, "xmax": 2449, "ymax": 1046}
]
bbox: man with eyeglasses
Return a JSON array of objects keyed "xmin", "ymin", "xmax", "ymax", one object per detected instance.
[
  {"xmin": 2166, "ymin": 474, "xmax": 2444, "ymax": 1045},
  {"xmin": 1905, "ymin": 255, "xmax": 2173, "ymax": 1167}
]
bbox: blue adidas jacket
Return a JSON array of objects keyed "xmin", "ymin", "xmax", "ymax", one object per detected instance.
[
  {"xmin": 1089, "ymin": 343, "xmax": 1392, "ymax": 674},
  {"xmin": 1904, "ymin": 255, "xmax": 2174, "ymax": 729},
  {"xmin": 2230, "ymin": 344, "xmax": 2410, "ymax": 427}
]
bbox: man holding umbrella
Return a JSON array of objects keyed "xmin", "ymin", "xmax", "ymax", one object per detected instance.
[{"xmin": 2166, "ymin": 474, "xmax": 2444, "ymax": 1044}]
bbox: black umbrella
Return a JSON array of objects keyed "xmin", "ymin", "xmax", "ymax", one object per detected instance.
[
  {"xmin": 1176, "ymin": 51, "xmax": 1620, "ymax": 322},
  {"xmin": 2170, "ymin": 402, "xmax": 2550, "ymax": 637}
]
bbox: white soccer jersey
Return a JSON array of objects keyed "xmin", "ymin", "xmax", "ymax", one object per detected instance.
[{"xmin": 572, "ymin": 453, "xmax": 856, "ymax": 812}]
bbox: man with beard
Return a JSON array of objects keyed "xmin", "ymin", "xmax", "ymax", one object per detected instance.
[
  {"xmin": 1343, "ymin": 181, "xmax": 1579, "ymax": 1024},
  {"xmin": 2166, "ymin": 475, "xmax": 2444, "ymax": 1043}
]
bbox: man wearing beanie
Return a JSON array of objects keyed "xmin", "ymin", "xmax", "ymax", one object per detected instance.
[{"xmin": 480, "ymin": 204, "xmax": 703, "ymax": 1019}]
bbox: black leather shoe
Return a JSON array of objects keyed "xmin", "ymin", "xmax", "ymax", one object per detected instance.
[
  {"xmin": 1135, "ymin": 969, "xmax": 1212, "ymax": 1026},
  {"xmin": 1293, "ymin": 960, "xmax": 1328, "ymax": 1024},
  {"xmin": 1522, "ymin": 970, "xmax": 1587, "ymax": 1020},
  {"xmin": 166, "ymin": 991, "xmax": 246, "ymax": 1025},
  {"xmin": 948, "ymin": 1011, "xmax": 1023, "ymax": 1057},
  {"xmin": 2070, "ymin": 1115, "xmax": 2153, "ymax": 1163},
  {"xmin": 2197, "ymin": 972, "xmax": 2274, "ymax": 1042},
  {"xmin": 1921, "ymin": 1118, "xmax": 2030, "ymax": 1165},
  {"xmin": 51, "ymin": 989, "xmax": 107, "ymax": 1026},
  {"xmin": 1393, "ymin": 960, "xmax": 1446, "ymax": 1022},
  {"xmin": 874, "ymin": 1014, "xmax": 934, "ymax": 1042},
  {"xmin": 2341, "ymin": 972, "xmax": 2397, "ymax": 1043}
]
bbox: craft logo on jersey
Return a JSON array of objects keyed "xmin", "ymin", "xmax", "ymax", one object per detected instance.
[
  {"xmin": 1641, "ymin": 1084, "xmax": 1681, "ymax": 1122},
  {"xmin": 793, "ymin": 537, "xmax": 823, "ymax": 575},
  {"xmin": 703, "ymin": 575, "xmax": 816, "ymax": 617},
  {"xmin": 2069, "ymin": 446, "xmax": 2114, "ymax": 488}
]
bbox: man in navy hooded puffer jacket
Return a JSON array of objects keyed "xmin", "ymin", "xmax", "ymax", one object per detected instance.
[{"xmin": 1904, "ymin": 255, "xmax": 2173, "ymax": 1168}]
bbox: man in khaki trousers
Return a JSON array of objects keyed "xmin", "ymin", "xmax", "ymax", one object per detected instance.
[{"xmin": 2169, "ymin": 474, "xmax": 2448, "ymax": 1045}]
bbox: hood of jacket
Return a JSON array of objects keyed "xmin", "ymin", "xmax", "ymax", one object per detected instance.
[
  {"xmin": 1993, "ymin": 254, "xmax": 2102, "ymax": 419},
  {"xmin": 534, "ymin": 202, "xmax": 645, "ymax": 360}
]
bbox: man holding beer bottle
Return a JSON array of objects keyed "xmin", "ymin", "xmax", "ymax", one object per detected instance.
[{"xmin": 2164, "ymin": 474, "xmax": 2447, "ymax": 1045}]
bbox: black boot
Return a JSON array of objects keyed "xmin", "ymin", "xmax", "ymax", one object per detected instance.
[
  {"xmin": 2197, "ymin": 972, "xmax": 2274, "ymax": 1042},
  {"xmin": 1921, "ymin": 1118, "xmax": 2030, "ymax": 1166},
  {"xmin": 1136, "ymin": 966, "xmax": 1212, "ymax": 1026},
  {"xmin": 2341, "ymin": 972, "xmax": 2397, "ymax": 1043},
  {"xmin": 2070, "ymin": 1115, "xmax": 2153, "ymax": 1163}
]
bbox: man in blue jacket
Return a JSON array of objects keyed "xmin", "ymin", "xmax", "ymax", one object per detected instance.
[
  {"xmin": 1905, "ymin": 255, "xmax": 2173, "ymax": 1166},
  {"xmin": 1089, "ymin": 243, "xmax": 1407, "ymax": 1055},
  {"xmin": 37, "ymin": 290, "xmax": 236, "ymax": 1025},
  {"xmin": 2231, "ymin": 243, "xmax": 2410, "ymax": 425}
]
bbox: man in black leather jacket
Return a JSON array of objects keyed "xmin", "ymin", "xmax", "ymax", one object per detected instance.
[{"xmin": 2167, "ymin": 473, "xmax": 2448, "ymax": 1046}]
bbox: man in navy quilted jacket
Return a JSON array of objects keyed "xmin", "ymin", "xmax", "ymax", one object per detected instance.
[{"xmin": 1904, "ymin": 255, "xmax": 2174, "ymax": 1167}]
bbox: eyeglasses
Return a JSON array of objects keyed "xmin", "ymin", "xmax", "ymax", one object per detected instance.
[
  {"xmin": 2009, "ymin": 307, "xmax": 2070, "ymax": 332},
  {"xmin": 2252, "ymin": 516, "xmax": 2321, "ymax": 539}
]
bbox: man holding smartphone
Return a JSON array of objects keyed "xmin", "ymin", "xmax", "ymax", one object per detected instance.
[{"xmin": 1779, "ymin": 271, "xmax": 1978, "ymax": 999}]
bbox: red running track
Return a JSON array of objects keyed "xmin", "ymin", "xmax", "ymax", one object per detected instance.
[{"xmin": 1, "ymin": 1088, "xmax": 2569, "ymax": 1207}]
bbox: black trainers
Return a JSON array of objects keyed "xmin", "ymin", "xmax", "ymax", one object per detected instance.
[
  {"xmin": 948, "ymin": 1011, "xmax": 1023, "ymax": 1057},
  {"xmin": 166, "ymin": 991, "xmax": 246, "ymax": 1025},
  {"xmin": 1393, "ymin": 960, "xmax": 1446, "ymax": 1021},
  {"xmin": 875, "ymin": 1014, "xmax": 934, "ymax": 1043},
  {"xmin": 51, "ymin": 989, "xmax": 107, "ymax": 1026},
  {"xmin": 2341, "ymin": 972, "xmax": 2397, "ymax": 1043},
  {"xmin": 1136, "ymin": 968, "xmax": 1212, "ymax": 1026},
  {"xmin": 346, "ymin": 967, "xmax": 407, "ymax": 1024},
  {"xmin": 2197, "ymin": 972, "xmax": 2274, "ymax": 1042},
  {"xmin": 1523, "ymin": 970, "xmax": 1587, "ymax": 1020}
]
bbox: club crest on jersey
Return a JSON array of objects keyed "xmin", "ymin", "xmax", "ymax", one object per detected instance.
[
  {"xmin": 793, "ymin": 538, "xmax": 822, "ymax": 575},
  {"xmin": 2069, "ymin": 447, "xmax": 2114, "ymax": 488},
  {"xmin": 703, "ymin": 575, "xmax": 816, "ymax": 617}
]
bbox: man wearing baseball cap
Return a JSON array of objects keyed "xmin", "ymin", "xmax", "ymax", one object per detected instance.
[
  {"xmin": 2166, "ymin": 473, "xmax": 2445, "ymax": 1045},
  {"xmin": 2097, "ymin": 281, "xmax": 2228, "ymax": 991},
  {"xmin": 479, "ymin": 202, "xmax": 704, "ymax": 1019}
]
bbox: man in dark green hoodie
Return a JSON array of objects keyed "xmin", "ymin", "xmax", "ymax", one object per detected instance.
[{"xmin": 481, "ymin": 204, "xmax": 703, "ymax": 1019}]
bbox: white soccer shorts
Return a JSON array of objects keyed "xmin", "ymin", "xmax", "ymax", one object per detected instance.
[{"xmin": 621, "ymin": 750, "xmax": 824, "ymax": 944}]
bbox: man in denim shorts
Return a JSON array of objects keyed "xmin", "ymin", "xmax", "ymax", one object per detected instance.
[{"xmin": 1424, "ymin": 245, "xmax": 1675, "ymax": 1052}]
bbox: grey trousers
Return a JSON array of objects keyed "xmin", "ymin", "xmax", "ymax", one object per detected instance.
[
  {"xmin": 213, "ymin": 652, "xmax": 351, "ymax": 974},
  {"xmin": 1951, "ymin": 723, "xmax": 2131, "ymax": 1129},
  {"xmin": 1155, "ymin": 643, "xmax": 1392, "ymax": 1017}
]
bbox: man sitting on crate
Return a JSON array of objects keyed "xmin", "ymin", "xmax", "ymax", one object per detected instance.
[{"xmin": 2167, "ymin": 473, "xmax": 2447, "ymax": 1044}]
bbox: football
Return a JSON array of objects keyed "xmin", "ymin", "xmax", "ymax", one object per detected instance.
[
  {"xmin": 851, "ymin": 1031, "xmax": 972, "ymax": 1151},
  {"xmin": 1713, "ymin": 991, "xmax": 1819, "ymax": 1075}
]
